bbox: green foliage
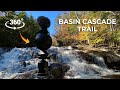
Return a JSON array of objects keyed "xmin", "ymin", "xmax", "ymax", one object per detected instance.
[
  {"xmin": 54, "ymin": 11, "xmax": 120, "ymax": 47},
  {"xmin": 52, "ymin": 37, "xmax": 58, "ymax": 46},
  {"xmin": 0, "ymin": 11, "xmax": 39, "ymax": 47},
  {"xmin": 113, "ymin": 30, "xmax": 120, "ymax": 41}
]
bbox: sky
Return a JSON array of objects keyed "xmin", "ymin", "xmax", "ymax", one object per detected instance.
[{"xmin": 25, "ymin": 11, "xmax": 62, "ymax": 36}]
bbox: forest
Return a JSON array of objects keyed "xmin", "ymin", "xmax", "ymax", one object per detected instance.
[
  {"xmin": 53, "ymin": 11, "xmax": 120, "ymax": 49},
  {"xmin": 0, "ymin": 11, "xmax": 120, "ymax": 48},
  {"xmin": 0, "ymin": 11, "xmax": 39, "ymax": 47}
]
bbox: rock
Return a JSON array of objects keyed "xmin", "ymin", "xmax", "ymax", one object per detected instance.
[
  {"xmin": 49, "ymin": 53, "xmax": 57, "ymax": 61},
  {"xmin": 89, "ymin": 50, "xmax": 120, "ymax": 70},
  {"xmin": 48, "ymin": 63, "xmax": 70, "ymax": 79},
  {"xmin": 77, "ymin": 51, "xmax": 93, "ymax": 64},
  {"xmin": 77, "ymin": 50, "xmax": 120, "ymax": 70},
  {"xmin": 102, "ymin": 74, "xmax": 120, "ymax": 79},
  {"xmin": 12, "ymin": 69, "xmax": 38, "ymax": 79},
  {"xmin": 93, "ymin": 51, "xmax": 120, "ymax": 70},
  {"xmin": 12, "ymin": 63, "xmax": 70, "ymax": 79}
]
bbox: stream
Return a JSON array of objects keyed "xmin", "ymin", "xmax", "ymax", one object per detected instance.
[{"xmin": 0, "ymin": 46, "xmax": 120, "ymax": 79}]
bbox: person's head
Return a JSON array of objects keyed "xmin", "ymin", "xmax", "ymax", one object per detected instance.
[{"xmin": 37, "ymin": 16, "xmax": 51, "ymax": 28}]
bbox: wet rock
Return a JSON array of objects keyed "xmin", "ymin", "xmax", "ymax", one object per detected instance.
[
  {"xmin": 77, "ymin": 51, "xmax": 93, "ymax": 64},
  {"xmin": 77, "ymin": 49, "xmax": 120, "ymax": 70},
  {"xmin": 12, "ymin": 69, "xmax": 38, "ymax": 79},
  {"xmin": 88, "ymin": 50, "xmax": 120, "ymax": 70},
  {"xmin": 48, "ymin": 63, "xmax": 70, "ymax": 79},
  {"xmin": 102, "ymin": 74, "xmax": 120, "ymax": 79},
  {"xmin": 65, "ymin": 69, "xmax": 76, "ymax": 77},
  {"xmin": 92, "ymin": 51, "xmax": 120, "ymax": 70},
  {"xmin": 12, "ymin": 63, "xmax": 70, "ymax": 79}
]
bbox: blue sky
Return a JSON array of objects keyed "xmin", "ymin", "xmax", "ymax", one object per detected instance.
[{"xmin": 25, "ymin": 11, "xmax": 63, "ymax": 36}]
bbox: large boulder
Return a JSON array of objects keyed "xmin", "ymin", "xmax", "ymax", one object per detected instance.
[
  {"xmin": 102, "ymin": 51, "xmax": 120, "ymax": 70},
  {"xmin": 76, "ymin": 47, "xmax": 120, "ymax": 70},
  {"xmin": 89, "ymin": 50, "xmax": 120, "ymax": 70},
  {"xmin": 48, "ymin": 63, "xmax": 70, "ymax": 79}
]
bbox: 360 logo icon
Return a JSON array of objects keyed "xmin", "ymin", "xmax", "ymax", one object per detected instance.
[{"xmin": 5, "ymin": 18, "xmax": 25, "ymax": 30}]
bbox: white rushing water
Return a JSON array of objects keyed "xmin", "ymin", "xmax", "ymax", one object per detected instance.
[
  {"xmin": 0, "ymin": 47, "xmax": 42, "ymax": 79},
  {"xmin": 0, "ymin": 46, "xmax": 120, "ymax": 79},
  {"xmin": 49, "ymin": 46, "xmax": 120, "ymax": 79}
]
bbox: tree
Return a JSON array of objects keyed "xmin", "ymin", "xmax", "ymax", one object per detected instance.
[
  {"xmin": 54, "ymin": 11, "xmax": 120, "ymax": 47},
  {"xmin": 0, "ymin": 11, "xmax": 39, "ymax": 47}
]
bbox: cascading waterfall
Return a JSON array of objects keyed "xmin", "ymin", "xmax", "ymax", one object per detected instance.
[
  {"xmin": 49, "ymin": 46, "xmax": 119, "ymax": 79},
  {"xmin": 0, "ymin": 46, "xmax": 120, "ymax": 79},
  {"xmin": 0, "ymin": 47, "xmax": 41, "ymax": 79}
]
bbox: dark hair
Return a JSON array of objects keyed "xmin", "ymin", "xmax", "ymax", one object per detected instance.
[{"xmin": 37, "ymin": 16, "xmax": 51, "ymax": 28}]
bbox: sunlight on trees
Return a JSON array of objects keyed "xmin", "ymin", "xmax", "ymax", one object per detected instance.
[{"xmin": 53, "ymin": 11, "xmax": 120, "ymax": 47}]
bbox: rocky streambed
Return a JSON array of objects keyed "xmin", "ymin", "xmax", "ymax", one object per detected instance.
[{"xmin": 0, "ymin": 46, "xmax": 120, "ymax": 79}]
